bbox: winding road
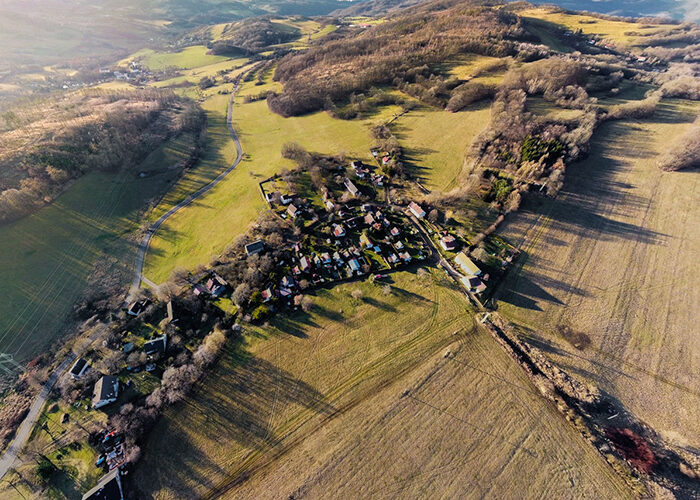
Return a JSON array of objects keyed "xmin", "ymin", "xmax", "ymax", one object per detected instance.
[
  {"xmin": 130, "ymin": 77, "xmax": 244, "ymax": 295},
  {"xmin": 0, "ymin": 78, "xmax": 245, "ymax": 480}
]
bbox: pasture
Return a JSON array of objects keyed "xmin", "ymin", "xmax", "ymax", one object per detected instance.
[
  {"xmin": 135, "ymin": 269, "xmax": 630, "ymax": 499},
  {"xmin": 520, "ymin": 7, "xmax": 672, "ymax": 47},
  {"xmin": 143, "ymin": 82, "xmax": 377, "ymax": 283},
  {"xmin": 390, "ymin": 102, "xmax": 492, "ymax": 192},
  {"xmin": 122, "ymin": 46, "xmax": 230, "ymax": 71},
  {"xmin": 497, "ymin": 98, "xmax": 700, "ymax": 449},
  {"xmin": 0, "ymin": 133, "xmax": 197, "ymax": 362}
]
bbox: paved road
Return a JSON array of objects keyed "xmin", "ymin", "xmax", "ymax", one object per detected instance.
[
  {"xmin": 130, "ymin": 78, "xmax": 244, "ymax": 296},
  {"xmin": 0, "ymin": 354, "xmax": 76, "ymax": 479}
]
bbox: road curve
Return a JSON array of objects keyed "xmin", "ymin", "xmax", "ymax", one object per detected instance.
[
  {"xmin": 130, "ymin": 77, "xmax": 244, "ymax": 294},
  {"xmin": 0, "ymin": 79, "xmax": 245, "ymax": 480}
]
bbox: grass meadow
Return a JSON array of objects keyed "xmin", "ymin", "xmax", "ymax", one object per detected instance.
[
  {"xmin": 497, "ymin": 97, "xmax": 700, "ymax": 449},
  {"xmin": 135, "ymin": 269, "xmax": 630, "ymax": 499},
  {"xmin": 0, "ymin": 133, "xmax": 197, "ymax": 361},
  {"xmin": 122, "ymin": 46, "xmax": 230, "ymax": 71}
]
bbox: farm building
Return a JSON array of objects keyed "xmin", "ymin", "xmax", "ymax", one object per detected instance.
[
  {"xmin": 408, "ymin": 202, "xmax": 426, "ymax": 219},
  {"xmin": 455, "ymin": 252, "xmax": 482, "ymax": 276},
  {"xmin": 69, "ymin": 358, "xmax": 89, "ymax": 379},
  {"xmin": 92, "ymin": 376, "xmax": 119, "ymax": 409},
  {"xmin": 461, "ymin": 276, "xmax": 487, "ymax": 293},
  {"xmin": 245, "ymin": 240, "xmax": 264, "ymax": 256},
  {"xmin": 287, "ymin": 204, "xmax": 300, "ymax": 218}
]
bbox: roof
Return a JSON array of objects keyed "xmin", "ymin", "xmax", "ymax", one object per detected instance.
[
  {"xmin": 82, "ymin": 469, "xmax": 124, "ymax": 500},
  {"xmin": 92, "ymin": 376, "xmax": 119, "ymax": 406},
  {"xmin": 344, "ymin": 178, "xmax": 359, "ymax": 194},
  {"xmin": 69, "ymin": 358, "xmax": 88, "ymax": 377},
  {"xmin": 144, "ymin": 335, "xmax": 167, "ymax": 355},
  {"xmin": 455, "ymin": 252, "xmax": 481, "ymax": 275},
  {"xmin": 408, "ymin": 202, "xmax": 425, "ymax": 217},
  {"xmin": 245, "ymin": 240, "xmax": 264, "ymax": 255}
]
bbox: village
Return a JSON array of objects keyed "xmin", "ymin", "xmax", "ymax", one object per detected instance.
[{"xmin": 42, "ymin": 149, "xmax": 521, "ymax": 500}]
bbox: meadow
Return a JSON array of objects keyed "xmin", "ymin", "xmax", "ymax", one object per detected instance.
[
  {"xmin": 135, "ymin": 269, "xmax": 630, "ymax": 499},
  {"xmin": 390, "ymin": 102, "xmax": 492, "ymax": 192},
  {"xmin": 497, "ymin": 97, "xmax": 700, "ymax": 449},
  {"xmin": 519, "ymin": 7, "xmax": 673, "ymax": 47},
  {"xmin": 143, "ymin": 80, "xmax": 379, "ymax": 283},
  {"xmin": 0, "ymin": 133, "xmax": 196, "ymax": 362},
  {"xmin": 121, "ymin": 46, "xmax": 230, "ymax": 71}
]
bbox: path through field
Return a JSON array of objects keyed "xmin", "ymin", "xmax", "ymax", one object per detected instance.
[{"xmin": 497, "ymin": 99, "xmax": 700, "ymax": 449}]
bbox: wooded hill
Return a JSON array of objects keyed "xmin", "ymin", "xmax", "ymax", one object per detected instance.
[{"xmin": 0, "ymin": 89, "xmax": 205, "ymax": 224}]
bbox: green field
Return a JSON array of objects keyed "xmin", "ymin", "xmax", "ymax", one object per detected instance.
[
  {"xmin": 135, "ymin": 269, "xmax": 630, "ymax": 499},
  {"xmin": 391, "ymin": 102, "xmax": 492, "ymax": 191},
  {"xmin": 143, "ymin": 81, "xmax": 379, "ymax": 283},
  {"xmin": 122, "ymin": 46, "xmax": 230, "ymax": 71},
  {"xmin": 0, "ymin": 133, "xmax": 196, "ymax": 362}
]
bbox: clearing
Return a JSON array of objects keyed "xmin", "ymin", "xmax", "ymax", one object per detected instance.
[
  {"xmin": 497, "ymin": 98, "xmax": 700, "ymax": 449},
  {"xmin": 121, "ymin": 46, "xmax": 230, "ymax": 71},
  {"xmin": 135, "ymin": 269, "xmax": 630, "ymax": 499}
]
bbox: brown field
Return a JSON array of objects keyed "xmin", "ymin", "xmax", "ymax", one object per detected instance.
[
  {"xmin": 497, "ymin": 98, "xmax": 700, "ymax": 450},
  {"xmin": 135, "ymin": 269, "xmax": 629, "ymax": 499}
]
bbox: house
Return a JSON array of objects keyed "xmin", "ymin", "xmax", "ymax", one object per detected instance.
[
  {"xmin": 69, "ymin": 358, "xmax": 89, "ymax": 379},
  {"xmin": 361, "ymin": 203, "xmax": 372, "ymax": 212},
  {"xmin": 325, "ymin": 200, "xmax": 335, "ymax": 211},
  {"xmin": 144, "ymin": 335, "xmax": 167, "ymax": 356},
  {"xmin": 360, "ymin": 233, "xmax": 372, "ymax": 248},
  {"xmin": 126, "ymin": 299, "xmax": 150, "ymax": 317},
  {"xmin": 280, "ymin": 194, "xmax": 294, "ymax": 205},
  {"xmin": 281, "ymin": 276, "xmax": 295, "ymax": 288},
  {"xmin": 287, "ymin": 204, "xmax": 300, "ymax": 218},
  {"xmin": 332, "ymin": 251, "xmax": 343, "ymax": 263},
  {"xmin": 399, "ymin": 251, "xmax": 412, "ymax": 263},
  {"xmin": 205, "ymin": 274, "xmax": 228, "ymax": 297},
  {"xmin": 395, "ymin": 240, "xmax": 405, "ymax": 250},
  {"xmin": 348, "ymin": 258, "xmax": 361, "ymax": 273},
  {"xmin": 300, "ymin": 256, "xmax": 312, "ymax": 271},
  {"xmin": 364, "ymin": 213, "xmax": 376, "ymax": 225},
  {"xmin": 454, "ymin": 252, "xmax": 482, "ymax": 276},
  {"xmin": 261, "ymin": 288, "xmax": 273, "ymax": 302},
  {"xmin": 382, "ymin": 156, "xmax": 391, "ymax": 165},
  {"xmin": 440, "ymin": 234, "xmax": 457, "ymax": 251},
  {"xmin": 82, "ymin": 469, "xmax": 124, "ymax": 500},
  {"xmin": 333, "ymin": 224, "xmax": 346, "ymax": 238},
  {"xmin": 390, "ymin": 227, "xmax": 400, "ymax": 237},
  {"xmin": 321, "ymin": 253, "xmax": 332, "ymax": 265},
  {"xmin": 408, "ymin": 201, "xmax": 426, "ymax": 219},
  {"xmin": 245, "ymin": 240, "xmax": 264, "ymax": 256},
  {"xmin": 351, "ymin": 160, "xmax": 363, "ymax": 170},
  {"xmin": 344, "ymin": 178, "xmax": 359, "ymax": 196},
  {"xmin": 461, "ymin": 276, "xmax": 487, "ymax": 293},
  {"xmin": 92, "ymin": 376, "xmax": 119, "ymax": 409}
]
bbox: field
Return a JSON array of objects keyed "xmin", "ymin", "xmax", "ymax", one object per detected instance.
[
  {"xmin": 497, "ymin": 98, "xmax": 700, "ymax": 449},
  {"xmin": 135, "ymin": 269, "xmax": 629, "ymax": 499},
  {"xmin": 520, "ymin": 7, "xmax": 672, "ymax": 47},
  {"xmin": 122, "ymin": 46, "xmax": 230, "ymax": 71},
  {"xmin": 391, "ymin": 102, "xmax": 492, "ymax": 192},
  {"xmin": 143, "ymin": 81, "xmax": 379, "ymax": 283},
  {"xmin": 0, "ymin": 133, "xmax": 196, "ymax": 362}
]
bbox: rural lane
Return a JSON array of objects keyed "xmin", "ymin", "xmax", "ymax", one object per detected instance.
[
  {"xmin": 0, "ymin": 354, "xmax": 76, "ymax": 479},
  {"xmin": 130, "ymin": 77, "xmax": 244, "ymax": 296},
  {"xmin": 0, "ymin": 77, "xmax": 246, "ymax": 479}
]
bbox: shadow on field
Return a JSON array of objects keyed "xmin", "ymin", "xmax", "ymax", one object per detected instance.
[{"xmin": 137, "ymin": 337, "xmax": 336, "ymax": 498}]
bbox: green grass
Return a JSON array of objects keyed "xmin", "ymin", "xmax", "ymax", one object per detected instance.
[
  {"xmin": 0, "ymin": 133, "xmax": 196, "ymax": 361},
  {"xmin": 520, "ymin": 7, "xmax": 673, "ymax": 47},
  {"xmin": 123, "ymin": 46, "xmax": 230, "ymax": 71},
  {"xmin": 143, "ymin": 80, "xmax": 379, "ymax": 283},
  {"xmin": 390, "ymin": 102, "xmax": 492, "ymax": 191}
]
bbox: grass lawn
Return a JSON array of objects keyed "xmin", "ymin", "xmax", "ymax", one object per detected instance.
[
  {"xmin": 122, "ymin": 46, "xmax": 230, "ymax": 71},
  {"xmin": 497, "ymin": 97, "xmax": 700, "ymax": 449},
  {"xmin": 135, "ymin": 269, "xmax": 630, "ymax": 499},
  {"xmin": 390, "ymin": 102, "xmax": 492, "ymax": 192},
  {"xmin": 0, "ymin": 133, "xmax": 196, "ymax": 362},
  {"xmin": 143, "ymin": 81, "xmax": 379, "ymax": 283},
  {"xmin": 520, "ymin": 7, "xmax": 672, "ymax": 47}
]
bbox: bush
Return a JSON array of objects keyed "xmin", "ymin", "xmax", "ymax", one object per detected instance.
[{"xmin": 252, "ymin": 305, "xmax": 270, "ymax": 321}]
